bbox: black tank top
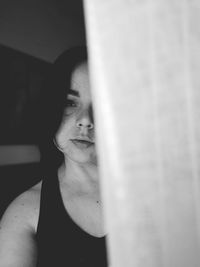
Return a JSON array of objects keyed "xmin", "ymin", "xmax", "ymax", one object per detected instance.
[{"xmin": 36, "ymin": 174, "xmax": 108, "ymax": 267}]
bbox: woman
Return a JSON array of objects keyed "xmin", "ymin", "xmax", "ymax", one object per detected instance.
[{"xmin": 0, "ymin": 46, "xmax": 108, "ymax": 267}]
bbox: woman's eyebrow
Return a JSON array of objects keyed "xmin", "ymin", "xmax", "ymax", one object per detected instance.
[{"xmin": 68, "ymin": 89, "xmax": 79, "ymax": 97}]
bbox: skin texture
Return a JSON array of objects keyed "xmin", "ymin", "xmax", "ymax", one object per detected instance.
[{"xmin": 0, "ymin": 62, "xmax": 105, "ymax": 267}]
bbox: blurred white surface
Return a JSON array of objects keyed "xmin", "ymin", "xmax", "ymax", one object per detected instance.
[{"xmin": 84, "ymin": 0, "xmax": 200, "ymax": 266}]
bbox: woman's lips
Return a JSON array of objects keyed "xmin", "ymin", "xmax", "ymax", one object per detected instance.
[{"xmin": 71, "ymin": 139, "xmax": 94, "ymax": 149}]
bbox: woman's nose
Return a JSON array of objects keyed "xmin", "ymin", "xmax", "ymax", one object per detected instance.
[
  {"xmin": 76, "ymin": 120, "xmax": 93, "ymax": 130},
  {"xmin": 76, "ymin": 106, "xmax": 94, "ymax": 130}
]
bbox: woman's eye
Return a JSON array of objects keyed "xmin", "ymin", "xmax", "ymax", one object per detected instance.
[
  {"xmin": 67, "ymin": 99, "xmax": 77, "ymax": 108},
  {"xmin": 64, "ymin": 99, "xmax": 78, "ymax": 115}
]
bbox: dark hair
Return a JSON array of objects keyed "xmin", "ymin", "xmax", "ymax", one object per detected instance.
[{"xmin": 36, "ymin": 46, "xmax": 88, "ymax": 173}]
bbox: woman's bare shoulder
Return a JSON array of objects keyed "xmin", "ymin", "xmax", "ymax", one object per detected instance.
[
  {"xmin": 0, "ymin": 182, "xmax": 42, "ymax": 266},
  {"xmin": 0, "ymin": 181, "xmax": 42, "ymax": 233}
]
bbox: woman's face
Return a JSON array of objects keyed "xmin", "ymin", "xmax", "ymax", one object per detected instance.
[{"xmin": 56, "ymin": 62, "xmax": 96, "ymax": 165}]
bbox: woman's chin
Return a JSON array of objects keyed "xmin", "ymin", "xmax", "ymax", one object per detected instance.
[{"xmin": 67, "ymin": 151, "xmax": 97, "ymax": 165}]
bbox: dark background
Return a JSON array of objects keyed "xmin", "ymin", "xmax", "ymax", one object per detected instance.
[{"xmin": 0, "ymin": 44, "xmax": 51, "ymax": 144}]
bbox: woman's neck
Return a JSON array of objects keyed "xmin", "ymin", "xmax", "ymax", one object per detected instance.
[{"xmin": 58, "ymin": 158, "xmax": 100, "ymax": 197}]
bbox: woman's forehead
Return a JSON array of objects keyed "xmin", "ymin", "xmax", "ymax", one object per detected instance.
[
  {"xmin": 70, "ymin": 62, "xmax": 90, "ymax": 96},
  {"xmin": 72, "ymin": 62, "xmax": 88, "ymax": 81}
]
